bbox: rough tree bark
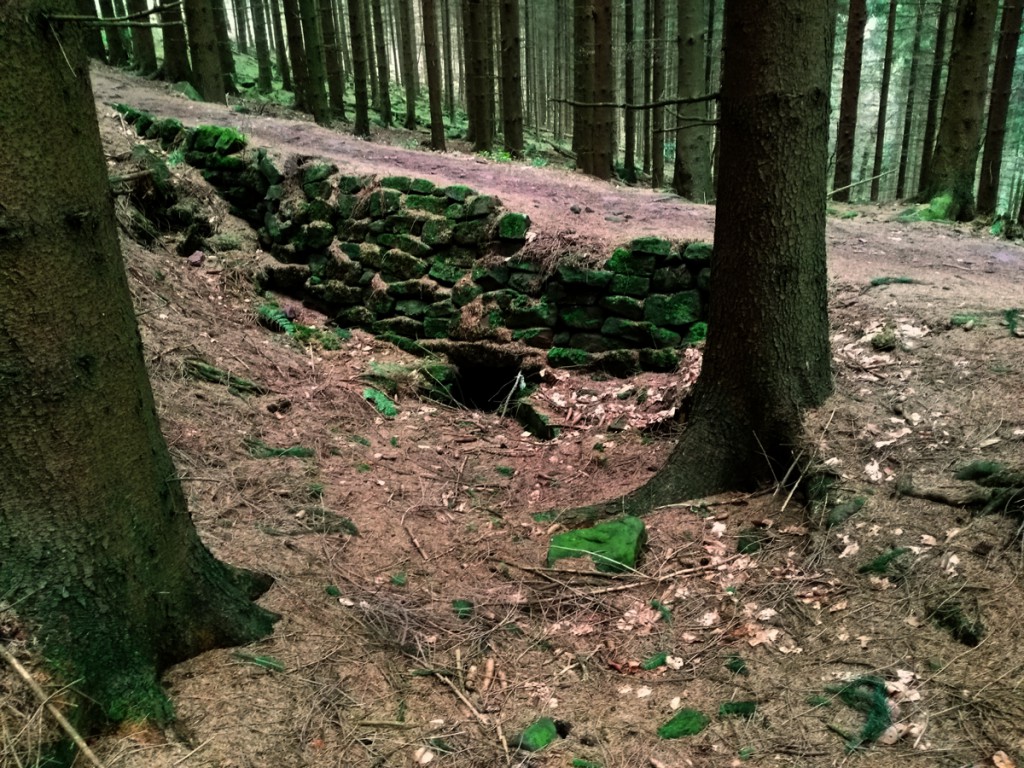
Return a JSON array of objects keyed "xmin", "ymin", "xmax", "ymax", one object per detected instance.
[
  {"xmin": 299, "ymin": 0, "xmax": 331, "ymax": 124},
  {"xmin": 499, "ymin": 0, "xmax": 524, "ymax": 157},
  {"xmin": 183, "ymin": 0, "xmax": 227, "ymax": 102},
  {"xmin": 126, "ymin": 0, "xmax": 158, "ymax": 74},
  {"xmin": 210, "ymin": 0, "xmax": 238, "ymax": 93},
  {"xmin": 651, "ymin": 0, "xmax": 665, "ymax": 188},
  {"xmin": 469, "ymin": 0, "xmax": 494, "ymax": 151},
  {"xmin": 348, "ymin": 0, "xmax": 372, "ymax": 136},
  {"xmin": 371, "ymin": 0, "xmax": 393, "ymax": 126},
  {"xmin": 560, "ymin": 0, "xmax": 835, "ymax": 521},
  {"xmin": 832, "ymin": 0, "xmax": 867, "ymax": 202},
  {"xmin": 572, "ymin": 0, "xmax": 595, "ymax": 171},
  {"xmin": 623, "ymin": 0, "xmax": 637, "ymax": 182},
  {"xmin": 918, "ymin": 0, "xmax": 953, "ymax": 195},
  {"xmin": 591, "ymin": 0, "xmax": 614, "ymax": 179},
  {"xmin": 251, "ymin": 0, "xmax": 274, "ymax": 92},
  {"xmin": 896, "ymin": 0, "xmax": 926, "ymax": 200},
  {"xmin": 672, "ymin": 0, "xmax": 712, "ymax": 201},
  {"xmin": 924, "ymin": 0, "xmax": 1000, "ymax": 220},
  {"xmin": 269, "ymin": 0, "xmax": 292, "ymax": 91},
  {"xmin": 976, "ymin": 0, "xmax": 1023, "ymax": 215},
  {"xmin": 281, "ymin": 0, "xmax": 310, "ymax": 110},
  {"xmin": 422, "ymin": 0, "xmax": 447, "ymax": 150},
  {"xmin": 0, "ymin": 0, "xmax": 277, "ymax": 731},
  {"xmin": 442, "ymin": 0, "xmax": 456, "ymax": 119},
  {"xmin": 398, "ymin": 0, "xmax": 418, "ymax": 128},
  {"xmin": 320, "ymin": 0, "xmax": 348, "ymax": 119},
  {"xmin": 161, "ymin": 0, "xmax": 194, "ymax": 81},
  {"xmin": 97, "ymin": 0, "xmax": 129, "ymax": 65}
]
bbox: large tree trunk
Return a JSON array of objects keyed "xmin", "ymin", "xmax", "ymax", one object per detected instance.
[
  {"xmin": 918, "ymin": 0, "xmax": 953, "ymax": 197},
  {"xmin": 672, "ymin": 0, "xmax": 711, "ymax": 200},
  {"xmin": 623, "ymin": 0, "xmax": 637, "ymax": 183},
  {"xmin": 97, "ymin": 0, "xmax": 129, "ymax": 65},
  {"xmin": 299, "ymin": 0, "xmax": 331, "ymax": 124},
  {"xmin": 251, "ymin": 0, "xmax": 274, "ymax": 92},
  {"xmin": 422, "ymin": 0, "xmax": 447, "ymax": 150},
  {"xmin": 924, "ymin": 0, "xmax": 1000, "ymax": 220},
  {"xmin": 650, "ymin": 0, "xmax": 665, "ymax": 188},
  {"xmin": 281, "ymin": 0, "xmax": 310, "ymax": 110},
  {"xmin": 210, "ymin": 0, "xmax": 239, "ymax": 94},
  {"xmin": 832, "ymin": 0, "xmax": 867, "ymax": 202},
  {"xmin": 590, "ymin": 0, "xmax": 614, "ymax": 179},
  {"xmin": 161, "ymin": 0, "xmax": 194, "ymax": 81},
  {"xmin": 976, "ymin": 0, "xmax": 1023, "ymax": 215},
  {"xmin": 371, "ymin": 0, "xmax": 393, "ymax": 126},
  {"xmin": 0, "ymin": 0, "xmax": 277, "ymax": 729},
  {"xmin": 398, "ymin": 0, "xmax": 418, "ymax": 129},
  {"xmin": 126, "ymin": 0, "xmax": 158, "ymax": 74},
  {"xmin": 269, "ymin": 0, "xmax": 292, "ymax": 90},
  {"xmin": 561, "ymin": 0, "xmax": 835, "ymax": 520},
  {"xmin": 499, "ymin": 0, "xmax": 524, "ymax": 157},
  {"xmin": 469, "ymin": 0, "xmax": 494, "ymax": 151},
  {"xmin": 320, "ymin": 0, "xmax": 347, "ymax": 118},
  {"xmin": 442, "ymin": 0, "xmax": 456, "ymax": 118},
  {"xmin": 348, "ymin": 0, "xmax": 372, "ymax": 136},
  {"xmin": 184, "ymin": 0, "xmax": 228, "ymax": 102},
  {"xmin": 572, "ymin": 0, "xmax": 595, "ymax": 171},
  {"xmin": 870, "ymin": 0, "xmax": 897, "ymax": 201},
  {"xmin": 75, "ymin": 0, "xmax": 108, "ymax": 61}
]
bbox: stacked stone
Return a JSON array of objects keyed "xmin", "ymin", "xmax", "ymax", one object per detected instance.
[{"xmin": 114, "ymin": 106, "xmax": 714, "ymax": 375}]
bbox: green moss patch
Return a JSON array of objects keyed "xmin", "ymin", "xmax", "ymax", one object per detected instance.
[
  {"xmin": 657, "ymin": 708, "xmax": 709, "ymax": 739},
  {"xmin": 547, "ymin": 516, "xmax": 647, "ymax": 572}
]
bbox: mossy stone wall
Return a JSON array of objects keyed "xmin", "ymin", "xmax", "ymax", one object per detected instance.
[{"xmin": 116, "ymin": 106, "xmax": 714, "ymax": 374}]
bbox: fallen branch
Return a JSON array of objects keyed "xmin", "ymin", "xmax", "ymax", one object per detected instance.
[
  {"xmin": 0, "ymin": 645, "xmax": 107, "ymax": 768},
  {"xmin": 550, "ymin": 93, "xmax": 719, "ymax": 111}
]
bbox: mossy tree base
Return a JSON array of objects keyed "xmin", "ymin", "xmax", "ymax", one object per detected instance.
[{"xmin": 0, "ymin": 0, "xmax": 278, "ymax": 734}]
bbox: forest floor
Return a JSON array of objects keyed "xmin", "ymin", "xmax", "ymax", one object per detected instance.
[{"xmin": 4, "ymin": 64, "xmax": 1024, "ymax": 768}]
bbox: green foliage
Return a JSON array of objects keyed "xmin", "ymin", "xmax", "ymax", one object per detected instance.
[
  {"xmin": 496, "ymin": 465, "xmax": 515, "ymax": 477},
  {"xmin": 244, "ymin": 438, "xmax": 314, "ymax": 459},
  {"xmin": 641, "ymin": 651, "xmax": 669, "ymax": 670},
  {"xmin": 547, "ymin": 516, "xmax": 647, "ymax": 572},
  {"xmin": 451, "ymin": 599, "xmax": 474, "ymax": 619},
  {"xmin": 257, "ymin": 302, "xmax": 296, "ymax": 334},
  {"xmin": 870, "ymin": 276, "xmax": 916, "ymax": 286},
  {"xmin": 825, "ymin": 676, "xmax": 891, "ymax": 750},
  {"xmin": 390, "ymin": 571, "xmax": 407, "ymax": 587},
  {"xmin": 514, "ymin": 717, "xmax": 560, "ymax": 751},
  {"xmin": 950, "ymin": 312, "xmax": 982, "ymax": 327},
  {"xmin": 931, "ymin": 600, "xmax": 985, "ymax": 646},
  {"xmin": 1005, "ymin": 308, "xmax": 1021, "ymax": 335},
  {"xmin": 257, "ymin": 302, "xmax": 349, "ymax": 350},
  {"xmin": 650, "ymin": 599, "xmax": 672, "ymax": 623},
  {"xmin": 232, "ymin": 652, "xmax": 285, "ymax": 672},
  {"xmin": 167, "ymin": 148, "xmax": 186, "ymax": 166},
  {"xmin": 857, "ymin": 547, "xmax": 909, "ymax": 575},
  {"xmin": 362, "ymin": 387, "xmax": 399, "ymax": 418},
  {"xmin": 725, "ymin": 655, "xmax": 749, "ymax": 675},
  {"xmin": 657, "ymin": 708, "xmax": 710, "ymax": 739},
  {"xmin": 718, "ymin": 701, "xmax": 757, "ymax": 719}
]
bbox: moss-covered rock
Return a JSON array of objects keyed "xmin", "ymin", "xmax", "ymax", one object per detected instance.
[
  {"xmin": 639, "ymin": 348, "xmax": 680, "ymax": 372},
  {"xmin": 497, "ymin": 212, "xmax": 530, "ymax": 240},
  {"xmin": 378, "ymin": 249, "xmax": 429, "ymax": 280},
  {"xmin": 630, "ymin": 236, "xmax": 674, "ymax": 258},
  {"xmin": 365, "ymin": 189, "xmax": 403, "ymax": 218},
  {"xmin": 373, "ymin": 316, "xmax": 424, "ymax": 338},
  {"xmin": 428, "ymin": 256, "xmax": 468, "ymax": 285},
  {"xmin": 302, "ymin": 161, "xmax": 336, "ymax": 186},
  {"xmin": 334, "ymin": 193, "xmax": 359, "ymax": 219},
  {"xmin": 293, "ymin": 221, "xmax": 335, "ymax": 253},
  {"xmin": 697, "ymin": 267, "xmax": 711, "ymax": 292},
  {"xmin": 684, "ymin": 321, "xmax": 708, "ymax": 344},
  {"xmin": 257, "ymin": 261, "xmax": 310, "ymax": 293},
  {"xmin": 375, "ymin": 233, "xmax": 432, "ymax": 257},
  {"xmin": 504, "ymin": 296, "xmax": 558, "ymax": 328},
  {"xmin": 683, "ymin": 241, "xmax": 713, "ymax": 266},
  {"xmin": 307, "ymin": 279, "xmax": 363, "ymax": 307},
  {"xmin": 561, "ymin": 306, "xmax": 606, "ymax": 331},
  {"xmin": 337, "ymin": 175, "xmax": 368, "ymax": 194},
  {"xmin": 424, "ymin": 316, "xmax": 459, "ymax": 338},
  {"xmin": 556, "ymin": 264, "xmax": 614, "ymax": 289},
  {"xmin": 379, "ymin": 175, "xmax": 414, "ymax": 192},
  {"xmin": 452, "ymin": 280, "xmax": 484, "ymax": 306},
  {"xmin": 644, "ymin": 291, "xmax": 701, "ymax": 327},
  {"xmin": 609, "ymin": 274, "xmax": 650, "ymax": 296},
  {"xmin": 571, "ymin": 332, "xmax": 619, "ymax": 352},
  {"xmin": 421, "ymin": 217, "xmax": 454, "ymax": 246},
  {"xmin": 256, "ymin": 150, "xmax": 282, "ymax": 184},
  {"xmin": 512, "ymin": 327, "xmax": 555, "ymax": 348},
  {"xmin": 547, "ymin": 516, "xmax": 647, "ymax": 572},
  {"xmin": 508, "ymin": 271, "xmax": 544, "ymax": 294},
  {"xmin": 605, "ymin": 246, "xmax": 656, "ymax": 276},
  {"xmin": 651, "ymin": 266, "xmax": 694, "ymax": 293},
  {"xmin": 365, "ymin": 290, "xmax": 395, "ymax": 315},
  {"xmin": 602, "ymin": 318, "xmax": 681, "ymax": 347},
  {"xmin": 189, "ymin": 125, "xmax": 246, "ymax": 155},
  {"xmin": 386, "ymin": 277, "xmax": 444, "ymax": 301},
  {"xmin": 336, "ymin": 306, "xmax": 375, "ymax": 327},
  {"xmin": 594, "ymin": 349, "xmax": 641, "ymax": 377},
  {"xmin": 443, "ymin": 184, "xmax": 475, "ymax": 202},
  {"xmin": 472, "ymin": 263, "xmax": 511, "ymax": 289},
  {"xmin": 453, "ymin": 219, "xmax": 491, "ymax": 245},
  {"xmin": 599, "ymin": 295, "xmax": 644, "ymax": 320},
  {"xmin": 394, "ymin": 299, "xmax": 430, "ymax": 318},
  {"xmin": 405, "ymin": 194, "xmax": 449, "ymax": 216},
  {"xmin": 547, "ymin": 347, "xmax": 592, "ymax": 368}
]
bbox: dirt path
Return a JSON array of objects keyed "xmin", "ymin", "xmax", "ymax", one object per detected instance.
[{"xmin": 91, "ymin": 63, "xmax": 1024, "ymax": 311}]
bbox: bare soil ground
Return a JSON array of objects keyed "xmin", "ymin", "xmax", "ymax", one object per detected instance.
[{"xmin": 3, "ymin": 65, "xmax": 1024, "ymax": 768}]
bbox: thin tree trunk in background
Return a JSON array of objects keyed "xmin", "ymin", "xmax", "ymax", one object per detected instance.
[
  {"xmin": 126, "ymin": 0, "xmax": 158, "ymax": 74},
  {"xmin": 924, "ymin": 0, "xmax": 999, "ymax": 219},
  {"xmin": 897, "ymin": 0, "xmax": 926, "ymax": 199},
  {"xmin": 184, "ymin": 0, "xmax": 227, "ymax": 102},
  {"xmin": 367, "ymin": 0, "xmax": 380, "ymax": 108},
  {"xmin": 371, "ymin": 0, "xmax": 393, "ymax": 125},
  {"xmin": 251, "ymin": 0, "xmax": 274, "ymax": 92},
  {"xmin": 976, "ymin": 0, "xmax": 1023, "ymax": 215},
  {"xmin": 469, "ymin": 0, "xmax": 494, "ymax": 150},
  {"xmin": 161, "ymin": 0, "xmax": 193, "ymax": 81},
  {"xmin": 623, "ymin": 0, "xmax": 637, "ymax": 182},
  {"xmin": 651, "ymin": 0, "xmax": 665, "ymax": 188},
  {"xmin": 97, "ymin": 0, "xmax": 129, "ymax": 66},
  {"xmin": 442, "ymin": 0, "xmax": 456, "ymax": 119},
  {"xmin": 112, "ymin": 0, "xmax": 134, "ymax": 63},
  {"xmin": 335, "ymin": 0, "xmax": 352, "ymax": 77},
  {"xmin": 642, "ymin": 0, "xmax": 653, "ymax": 174},
  {"xmin": 672, "ymin": 0, "xmax": 711, "ymax": 200},
  {"xmin": 870, "ymin": 0, "xmax": 898, "ymax": 201},
  {"xmin": 211, "ymin": 0, "xmax": 238, "ymax": 93},
  {"xmin": 485, "ymin": 0, "xmax": 498, "ymax": 139},
  {"xmin": 463, "ymin": 0, "xmax": 479, "ymax": 143},
  {"xmin": 523, "ymin": 0, "xmax": 534, "ymax": 130},
  {"xmin": 270, "ymin": 0, "xmax": 292, "ymax": 90},
  {"xmin": 832, "ymin": 0, "xmax": 867, "ymax": 201},
  {"xmin": 918, "ymin": 0, "xmax": 953, "ymax": 194},
  {"xmin": 76, "ymin": 0, "xmax": 107, "ymax": 61},
  {"xmin": 348, "ymin": 0, "xmax": 372, "ymax": 136},
  {"xmin": 319, "ymin": 0, "xmax": 347, "ymax": 118},
  {"xmin": 573, "ymin": 0, "xmax": 595, "ymax": 171},
  {"xmin": 592, "ymin": 0, "xmax": 614, "ymax": 178},
  {"xmin": 422, "ymin": 0, "xmax": 447, "ymax": 149},
  {"xmin": 281, "ymin": 0, "xmax": 310, "ymax": 109},
  {"xmin": 499, "ymin": 0, "xmax": 524, "ymax": 157},
  {"xmin": 398, "ymin": 0, "xmax": 418, "ymax": 128},
  {"xmin": 233, "ymin": 0, "xmax": 250, "ymax": 53}
]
